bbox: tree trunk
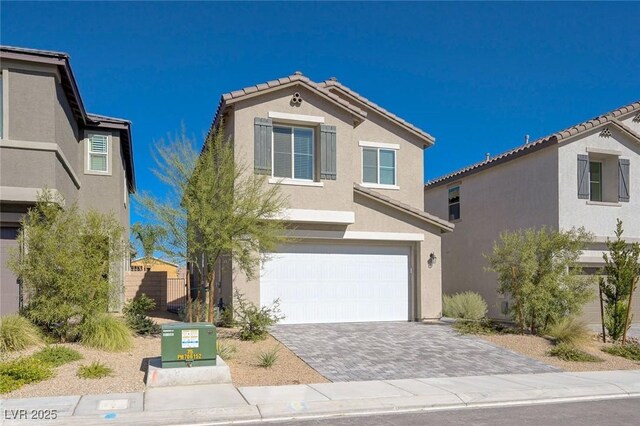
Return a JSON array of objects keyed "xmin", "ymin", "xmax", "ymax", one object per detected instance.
[
  {"xmin": 186, "ymin": 264, "xmax": 192, "ymax": 322},
  {"xmin": 599, "ymin": 280, "xmax": 606, "ymax": 343},
  {"xmin": 208, "ymin": 269, "xmax": 216, "ymax": 323},
  {"xmin": 622, "ymin": 276, "xmax": 638, "ymax": 345}
]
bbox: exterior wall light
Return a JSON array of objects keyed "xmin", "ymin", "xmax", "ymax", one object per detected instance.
[{"xmin": 428, "ymin": 252, "xmax": 437, "ymax": 268}]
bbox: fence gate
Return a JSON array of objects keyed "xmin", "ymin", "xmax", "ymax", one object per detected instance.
[{"xmin": 167, "ymin": 278, "xmax": 187, "ymax": 313}]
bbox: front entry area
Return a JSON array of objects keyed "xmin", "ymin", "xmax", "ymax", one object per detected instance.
[{"xmin": 260, "ymin": 243, "xmax": 410, "ymax": 324}]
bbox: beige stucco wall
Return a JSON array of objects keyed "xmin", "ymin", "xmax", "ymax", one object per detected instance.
[
  {"xmin": 425, "ymin": 146, "xmax": 560, "ymax": 319},
  {"xmin": 7, "ymin": 67, "xmax": 56, "ymax": 143},
  {"xmin": 217, "ymin": 84, "xmax": 445, "ymax": 320}
]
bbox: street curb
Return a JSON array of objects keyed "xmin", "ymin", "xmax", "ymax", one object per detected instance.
[{"xmin": 15, "ymin": 392, "xmax": 638, "ymax": 425}]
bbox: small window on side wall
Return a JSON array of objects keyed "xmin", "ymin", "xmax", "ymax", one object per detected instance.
[
  {"xmin": 88, "ymin": 134, "xmax": 108, "ymax": 173},
  {"xmin": 448, "ymin": 186, "xmax": 460, "ymax": 221}
]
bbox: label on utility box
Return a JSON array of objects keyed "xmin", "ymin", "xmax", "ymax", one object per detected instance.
[{"xmin": 181, "ymin": 329, "xmax": 199, "ymax": 348}]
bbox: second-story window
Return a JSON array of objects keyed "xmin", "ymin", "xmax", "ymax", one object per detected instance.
[
  {"xmin": 362, "ymin": 148, "xmax": 396, "ymax": 186},
  {"xmin": 273, "ymin": 126, "xmax": 314, "ymax": 180},
  {"xmin": 448, "ymin": 186, "xmax": 460, "ymax": 220},
  {"xmin": 589, "ymin": 161, "xmax": 602, "ymax": 202},
  {"xmin": 88, "ymin": 134, "xmax": 109, "ymax": 172}
]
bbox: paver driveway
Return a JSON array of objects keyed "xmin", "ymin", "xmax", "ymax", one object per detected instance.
[{"xmin": 270, "ymin": 322, "xmax": 559, "ymax": 382}]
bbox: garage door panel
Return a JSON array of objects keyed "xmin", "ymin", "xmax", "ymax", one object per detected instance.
[{"xmin": 260, "ymin": 244, "xmax": 409, "ymax": 324}]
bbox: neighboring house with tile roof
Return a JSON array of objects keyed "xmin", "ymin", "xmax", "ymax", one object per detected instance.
[
  {"xmin": 0, "ymin": 46, "xmax": 135, "ymax": 315},
  {"xmin": 204, "ymin": 72, "xmax": 452, "ymax": 324},
  {"xmin": 424, "ymin": 100, "xmax": 640, "ymax": 323}
]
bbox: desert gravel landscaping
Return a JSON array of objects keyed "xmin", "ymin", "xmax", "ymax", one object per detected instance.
[
  {"xmin": 1, "ymin": 313, "xmax": 327, "ymax": 399},
  {"xmin": 479, "ymin": 333, "xmax": 640, "ymax": 372}
]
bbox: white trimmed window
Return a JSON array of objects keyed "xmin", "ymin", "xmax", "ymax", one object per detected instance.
[
  {"xmin": 362, "ymin": 147, "xmax": 396, "ymax": 186},
  {"xmin": 273, "ymin": 125, "xmax": 314, "ymax": 181},
  {"xmin": 88, "ymin": 134, "xmax": 108, "ymax": 172}
]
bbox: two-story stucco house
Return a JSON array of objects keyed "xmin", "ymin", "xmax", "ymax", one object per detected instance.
[
  {"xmin": 0, "ymin": 46, "xmax": 135, "ymax": 315},
  {"xmin": 424, "ymin": 100, "xmax": 640, "ymax": 324},
  {"xmin": 207, "ymin": 72, "xmax": 453, "ymax": 324}
]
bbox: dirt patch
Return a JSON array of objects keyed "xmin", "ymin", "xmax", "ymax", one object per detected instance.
[
  {"xmin": 1, "ymin": 313, "xmax": 327, "ymax": 398},
  {"xmin": 218, "ymin": 328, "xmax": 328, "ymax": 387},
  {"xmin": 479, "ymin": 333, "xmax": 640, "ymax": 372}
]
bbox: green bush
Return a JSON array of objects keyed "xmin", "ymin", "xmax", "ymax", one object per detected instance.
[
  {"xmin": 234, "ymin": 290, "xmax": 284, "ymax": 341},
  {"xmin": 452, "ymin": 319, "xmax": 504, "ymax": 335},
  {"xmin": 123, "ymin": 295, "xmax": 160, "ymax": 336},
  {"xmin": 257, "ymin": 346, "xmax": 279, "ymax": 368},
  {"xmin": 547, "ymin": 343, "xmax": 603, "ymax": 362},
  {"xmin": 602, "ymin": 343, "xmax": 640, "ymax": 361},
  {"xmin": 216, "ymin": 307, "xmax": 236, "ymax": 328},
  {"xmin": 79, "ymin": 314, "xmax": 133, "ymax": 352},
  {"xmin": 544, "ymin": 317, "xmax": 591, "ymax": 346},
  {"xmin": 33, "ymin": 346, "xmax": 82, "ymax": 367},
  {"xmin": 485, "ymin": 227, "xmax": 594, "ymax": 334},
  {"xmin": 0, "ymin": 357, "xmax": 54, "ymax": 383},
  {"xmin": 77, "ymin": 361, "xmax": 112, "ymax": 379},
  {"xmin": 217, "ymin": 341, "xmax": 237, "ymax": 360},
  {"xmin": 0, "ymin": 375, "xmax": 24, "ymax": 394},
  {"xmin": 0, "ymin": 315, "xmax": 42, "ymax": 352},
  {"xmin": 442, "ymin": 292, "xmax": 488, "ymax": 320}
]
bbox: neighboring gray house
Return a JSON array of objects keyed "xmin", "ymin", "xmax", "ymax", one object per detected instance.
[
  {"xmin": 206, "ymin": 72, "xmax": 453, "ymax": 324},
  {"xmin": 424, "ymin": 100, "xmax": 640, "ymax": 323},
  {"xmin": 0, "ymin": 46, "xmax": 135, "ymax": 315}
]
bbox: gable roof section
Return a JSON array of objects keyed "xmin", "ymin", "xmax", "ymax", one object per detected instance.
[
  {"xmin": 425, "ymin": 100, "xmax": 640, "ymax": 189},
  {"xmin": 131, "ymin": 257, "xmax": 179, "ymax": 267},
  {"xmin": 0, "ymin": 45, "xmax": 136, "ymax": 192},
  {"xmin": 212, "ymin": 72, "xmax": 367, "ymax": 130},
  {"xmin": 354, "ymin": 184, "xmax": 454, "ymax": 232},
  {"xmin": 320, "ymin": 78, "xmax": 435, "ymax": 146}
]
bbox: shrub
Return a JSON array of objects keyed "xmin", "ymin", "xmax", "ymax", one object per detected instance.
[
  {"xmin": 602, "ymin": 343, "xmax": 640, "ymax": 361},
  {"xmin": 79, "ymin": 314, "xmax": 133, "ymax": 352},
  {"xmin": 452, "ymin": 319, "xmax": 504, "ymax": 335},
  {"xmin": 216, "ymin": 307, "xmax": 236, "ymax": 328},
  {"xmin": 442, "ymin": 292, "xmax": 488, "ymax": 320},
  {"xmin": 0, "ymin": 357, "xmax": 54, "ymax": 383},
  {"xmin": 544, "ymin": 317, "xmax": 591, "ymax": 346},
  {"xmin": 234, "ymin": 290, "xmax": 284, "ymax": 341},
  {"xmin": 0, "ymin": 375, "xmax": 24, "ymax": 394},
  {"xmin": 33, "ymin": 346, "xmax": 82, "ymax": 367},
  {"xmin": 0, "ymin": 315, "xmax": 42, "ymax": 352},
  {"xmin": 123, "ymin": 295, "xmax": 160, "ymax": 336},
  {"xmin": 8, "ymin": 191, "xmax": 125, "ymax": 340},
  {"xmin": 216, "ymin": 341, "xmax": 237, "ymax": 360},
  {"xmin": 257, "ymin": 346, "xmax": 280, "ymax": 368},
  {"xmin": 485, "ymin": 227, "xmax": 594, "ymax": 334},
  {"xmin": 547, "ymin": 343, "xmax": 603, "ymax": 362},
  {"xmin": 77, "ymin": 361, "xmax": 112, "ymax": 379},
  {"xmin": 599, "ymin": 220, "xmax": 640, "ymax": 341}
]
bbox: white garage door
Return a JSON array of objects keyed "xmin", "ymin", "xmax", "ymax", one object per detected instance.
[{"xmin": 260, "ymin": 244, "xmax": 410, "ymax": 324}]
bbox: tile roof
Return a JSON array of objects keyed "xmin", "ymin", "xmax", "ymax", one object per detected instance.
[
  {"xmin": 211, "ymin": 72, "xmax": 367, "ymax": 131},
  {"xmin": 425, "ymin": 100, "xmax": 640, "ymax": 189},
  {"xmin": 320, "ymin": 79, "xmax": 435, "ymax": 145},
  {"xmin": 353, "ymin": 184, "xmax": 454, "ymax": 232}
]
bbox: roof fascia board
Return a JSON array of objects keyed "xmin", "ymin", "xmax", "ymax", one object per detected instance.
[
  {"xmin": 325, "ymin": 83, "xmax": 435, "ymax": 147},
  {"xmin": 224, "ymin": 80, "xmax": 367, "ymax": 122},
  {"xmin": 354, "ymin": 186, "xmax": 454, "ymax": 232}
]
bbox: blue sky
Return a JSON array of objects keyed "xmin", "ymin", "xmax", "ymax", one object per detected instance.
[{"xmin": 2, "ymin": 1, "xmax": 639, "ymax": 228}]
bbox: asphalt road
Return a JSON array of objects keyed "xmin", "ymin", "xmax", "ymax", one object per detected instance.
[{"xmin": 268, "ymin": 397, "xmax": 640, "ymax": 425}]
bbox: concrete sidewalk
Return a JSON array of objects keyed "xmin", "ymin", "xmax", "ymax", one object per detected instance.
[{"xmin": 1, "ymin": 370, "xmax": 639, "ymax": 425}]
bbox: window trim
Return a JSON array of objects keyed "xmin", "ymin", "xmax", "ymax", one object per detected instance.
[
  {"xmin": 360, "ymin": 146, "xmax": 398, "ymax": 189},
  {"xmin": 271, "ymin": 124, "xmax": 315, "ymax": 182},
  {"xmin": 589, "ymin": 160, "xmax": 603, "ymax": 202},
  {"xmin": 84, "ymin": 131, "xmax": 112, "ymax": 176},
  {"xmin": 448, "ymin": 185, "xmax": 461, "ymax": 221}
]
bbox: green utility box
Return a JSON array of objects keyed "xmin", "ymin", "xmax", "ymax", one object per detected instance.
[{"xmin": 161, "ymin": 322, "xmax": 217, "ymax": 368}]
